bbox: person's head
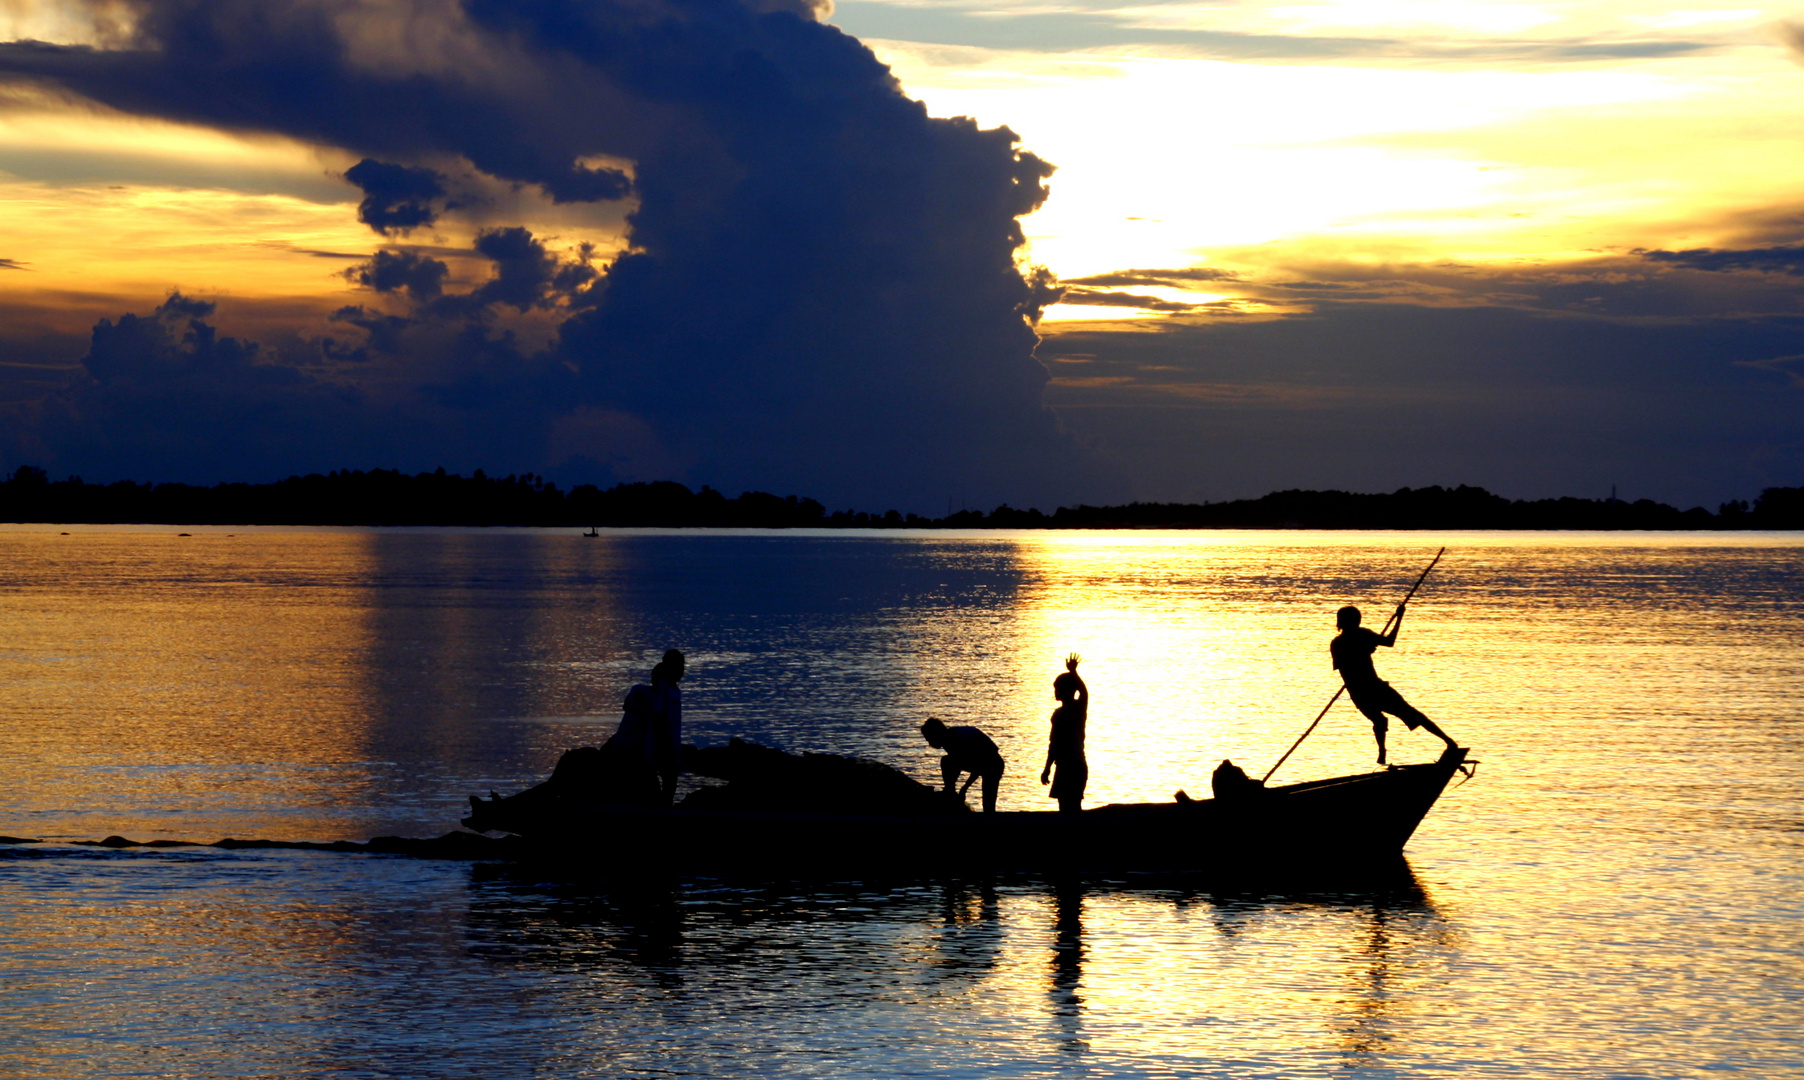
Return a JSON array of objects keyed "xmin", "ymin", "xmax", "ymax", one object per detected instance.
[
  {"xmin": 920, "ymin": 716, "xmax": 948, "ymax": 748},
  {"xmin": 1336, "ymin": 605, "xmax": 1362, "ymax": 630},
  {"xmin": 1053, "ymin": 671, "xmax": 1080, "ymax": 702},
  {"xmin": 653, "ymin": 648, "xmax": 686, "ymax": 684}
]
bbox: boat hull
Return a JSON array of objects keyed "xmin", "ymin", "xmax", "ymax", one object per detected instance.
[{"xmin": 482, "ymin": 751, "xmax": 1470, "ymax": 878}]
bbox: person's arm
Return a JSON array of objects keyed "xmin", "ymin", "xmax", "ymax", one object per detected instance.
[
  {"xmin": 1042, "ymin": 735, "xmax": 1055, "ymax": 785},
  {"xmin": 1379, "ymin": 604, "xmax": 1404, "ymax": 647}
]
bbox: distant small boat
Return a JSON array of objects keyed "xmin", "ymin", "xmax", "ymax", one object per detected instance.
[
  {"xmin": 464, "ymin": 743, "xmax": 1472, "ymax": 877},
  {"xmin": 582, "ymin": 526, "xmax": 600, "ymax": 537}
]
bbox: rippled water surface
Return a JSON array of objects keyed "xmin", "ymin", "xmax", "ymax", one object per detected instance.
[{"xmin": 2, "ymin": 528, "xmax": 1801, "ymax": 1078}]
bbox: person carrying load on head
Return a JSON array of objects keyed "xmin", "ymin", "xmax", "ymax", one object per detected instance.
[
  {"xmin": 921, "ymin": 716, "xmax": 1004, "ymax": 812},
  {"xmin": 1331, "ymin": 604, "xmax": 1458, "ymax": 765},
  {"xmin": 1040, "ymin": 653, "xmax": 1088, "ymax": 813}
]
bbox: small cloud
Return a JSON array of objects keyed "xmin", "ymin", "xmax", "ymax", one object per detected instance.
[
  {"xmin": 1064, "ymin": 267, "xmax": 1240, "ymax": 288},
  {"xmin": 346, "ymin": 250, "xmax": 450, "ymax": 301},
  {"xmin": 1056, "ymin": 288, "xmax": 1201, "ymax": 313},
  {"xmin": 1736, "ymin": 352, "xmax": 1804, "ymax": 387},
  {"xmin": 1640, "ymin": 244, "xmax": 1804, "ymax": 276},
  {"xmin": 343, "ymin": 159, "xmax": 451, "ymax": 236},
  {"xmin": 256, "ymin": 241, "xmax": 368, "ymax": 259},
  {"xmin": 540, "ymin": 161, "xmax": 632, "ymax": 204},
  {"xmin": 1774, "ymin": 18, "xmax": 1804, "ymax": 59},
  {"xmin": 0, "ymin": 258, "xmax": 28, "ymax": 270}
]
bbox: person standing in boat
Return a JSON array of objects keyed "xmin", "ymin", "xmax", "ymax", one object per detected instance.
[
  {"xmin": 1331, "ymin": 604, "xmax": 1458, "ymax": 765},
  {"xmin": 921, "ymin": 717, "xmax": 1005, "ymax": 812},
  {"xmin": 1040, "ymin": 653, "xmax": 1088, "ymax": 813},
  {"xmin": 647, "ymin": 649, "xmax": 685, "ymax": 805},
  {"xmin": 608, "ymin": 649, "xmax": 685, "ymax": 806}
]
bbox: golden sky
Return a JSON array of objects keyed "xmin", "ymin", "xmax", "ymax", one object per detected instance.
[{"xmin": 848, "ymin": 1, "xmax": 1804, "ymax": 319}]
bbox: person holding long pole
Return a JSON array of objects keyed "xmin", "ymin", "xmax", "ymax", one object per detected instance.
[
  {"xmin": 1262, "ymin": 548, "xmax": 1454, "ymax": 783},
  {"xmin": 1332, "ymin": 601, "xmax": 1458, "ymax": 765}
]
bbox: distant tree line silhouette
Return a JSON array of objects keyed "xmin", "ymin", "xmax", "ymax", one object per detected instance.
[{"xmin": 1, "ymin": 466, "xmax": 1800, "ymax": 530}]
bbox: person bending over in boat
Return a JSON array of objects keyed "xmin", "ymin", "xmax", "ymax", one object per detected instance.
[
  {"xmin": 1332, "ymin": 605, "xmax": 1458, "ymax": 765},
  {"xmin": 921, "ymin": 717, "xmax": 1005, "ymax": 813},
  {"xmin": 1040, "ymin": 653, "xmax": 1088, "ymax": 813}
]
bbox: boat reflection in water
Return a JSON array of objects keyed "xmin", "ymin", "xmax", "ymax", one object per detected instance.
[{"xmin": 459, "ymin": 859, "xmax": 1449, "ymax": 1072}]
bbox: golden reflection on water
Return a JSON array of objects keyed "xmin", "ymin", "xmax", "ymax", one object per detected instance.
[
  {"xmin": 0, "ymin": 529, "xmax": 660, "ymax": 840},
  {"xmin": 1, "ymin": 531, "xmax": 383, "ymax": 838}
]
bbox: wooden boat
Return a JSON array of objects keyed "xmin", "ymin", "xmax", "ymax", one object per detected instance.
[{"xmin": 463, "ymin": 744, "xmax": 1472, "ymax": 877}]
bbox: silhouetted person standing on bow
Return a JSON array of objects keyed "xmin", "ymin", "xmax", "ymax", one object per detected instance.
[
  {"xmin": 1332, "ymin": 605, "xmax": 1457, "ymax": 765},
  {"xmin": 648, "ymin": 649, "xmax": 685, "ymax": 804},
  {"xmin": 1040, "ymin": 653, "xmax": 1088, "ymax": 813},
  {"xmin": 922, "ymin": 717, "xmax": 1004, "ymax": 812}
]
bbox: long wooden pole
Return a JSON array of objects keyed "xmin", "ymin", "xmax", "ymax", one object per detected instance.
[{"xmin": 1261, "ymin": 546, "xmax": 1446, "ymax": 783}]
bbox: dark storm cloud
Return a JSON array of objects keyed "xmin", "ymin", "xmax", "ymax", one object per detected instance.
[
  {"xmin": 338, "ymin": 228, "xmax": 600, "ymax": 344},
  {"xmin": 343, "ymin": 158, "xmax": 450, "ymax": 234},
  {"xmin": 4, "ymin": 293, "xmax": 348, "ymax": 479},
  {"xmin": 0, "ymin": 0, "xmax": 1114, "ymax": 508},
  {"xmin": 3, "ymin": 269, "xmax": 589, "ymax": 482}
]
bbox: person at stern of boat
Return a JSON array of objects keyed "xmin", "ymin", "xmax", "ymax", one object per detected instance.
[
  {"xmin": 1331, "ymin": 604, "xmax": 1458, "ymax": 766},
  {"xmin": 921, "ymin": 717, "xmax": 1005, "ymax": 813},
  {"xmin": 1040, "ymin": 653, "xmax": 1088, "ymax": 813}
]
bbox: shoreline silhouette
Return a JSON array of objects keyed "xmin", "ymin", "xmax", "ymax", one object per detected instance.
[{"xmin": 1, "ymin": 465, "xmax": 1798, "ymax": 530}]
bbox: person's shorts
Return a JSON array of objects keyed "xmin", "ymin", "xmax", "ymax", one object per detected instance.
[{"xmin": 1347, "ymin": 681, "xmax": 1422, "ymax": 728}]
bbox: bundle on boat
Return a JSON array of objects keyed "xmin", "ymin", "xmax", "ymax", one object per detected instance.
[{"xmin": 465, "ymin": 737, "xmax": 964, "ymax": 835}]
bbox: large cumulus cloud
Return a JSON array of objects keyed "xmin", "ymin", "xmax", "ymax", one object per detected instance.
[{"xmin": 0, "ymin": 0, "xmax": 1115, "ymax": 509}]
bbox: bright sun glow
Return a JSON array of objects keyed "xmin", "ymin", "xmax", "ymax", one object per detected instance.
[{"xmin": 866, "ymin": 38, "xmax": 1804, "ymax": 317}]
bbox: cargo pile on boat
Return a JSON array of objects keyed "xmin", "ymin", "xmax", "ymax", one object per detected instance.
[{"xmin": 464, "ymin": 737, "xmax": 963, "ymax": 834}]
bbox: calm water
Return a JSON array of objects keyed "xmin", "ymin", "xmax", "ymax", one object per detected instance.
[{"xmin": 2, "ymin": 528, "xmax": 1800, "ymax": 1078}]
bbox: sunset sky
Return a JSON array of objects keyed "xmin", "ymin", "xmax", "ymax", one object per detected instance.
[{"xmin": 1, "ymin": 0, "xmax": 1801, "ymax": 510}]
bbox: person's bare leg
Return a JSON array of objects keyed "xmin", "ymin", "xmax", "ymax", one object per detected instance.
[
  {"xmin": 1373, "ymin": 720, "xmax": 1388, "ymax": 765},
  {"xmin": 1399, "ymin": 703, "xmax": 1459, "ymax": 750},
  {"xmin": 1416, "ymin": 716, "xmax": 1459, "ymax": 750}
]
